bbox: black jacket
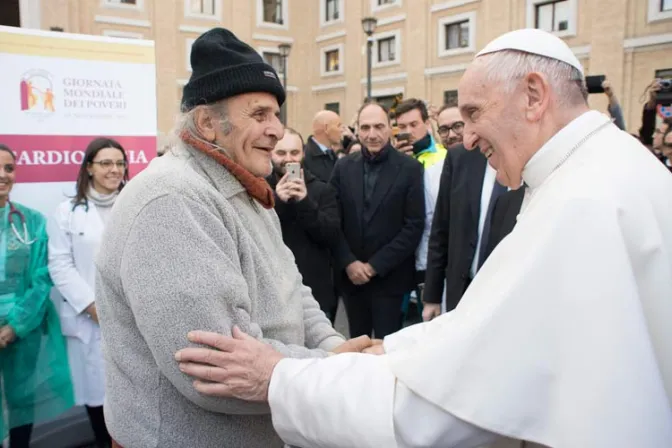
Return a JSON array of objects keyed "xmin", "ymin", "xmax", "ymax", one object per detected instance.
[
  {"xmin": 303, "ymin": 136, "xmax": 337, "ymax": 183},
  {"xmin": 424, "ymin": 146, "xmax": 488, "ymax": 311},
  {"xmin": 483, "ymin": 187, "xmax": 525, "ymax": 261},
  {"xmin": 330, "ymin": 145, "xmax": 425, "ymax": 296},
  {"xmin": 267, "ymin": 170, "xmax": 341, "ymax": 311}
]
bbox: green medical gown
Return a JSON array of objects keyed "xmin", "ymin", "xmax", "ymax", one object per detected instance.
[{"xmin": 0, "ymin": 201, "xmax": 74, "ymax": 439}]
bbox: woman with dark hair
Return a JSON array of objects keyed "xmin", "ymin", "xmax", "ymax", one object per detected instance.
[
  {"xmin": 0, "ymin": 144, "xmax": 74, "ymax": 448},
  {"xmin": 47, "ymin": 137, "xmax": 127, "ymax": 448}
]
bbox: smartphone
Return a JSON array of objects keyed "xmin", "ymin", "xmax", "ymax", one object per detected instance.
[
  {"xmin": 396, "ymin": 132, "xmax": 411, "ymax": 143},
  {"xmin": 285, "ymin": 162, "xmax": 301, "ymax": 180}
]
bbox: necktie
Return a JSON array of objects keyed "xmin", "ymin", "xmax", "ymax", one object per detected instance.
[
  {"xmin": 478, "ymin": 181, "xmax": 507, "ymax": 269},
  {"xmin": 326, "ymin": 149, "xmax": 336, "ymax": 161}
]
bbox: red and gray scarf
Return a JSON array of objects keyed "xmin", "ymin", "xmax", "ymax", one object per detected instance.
[{"xmin": 180, "ymin": 130, "xmax": 275, "ymax": 209}]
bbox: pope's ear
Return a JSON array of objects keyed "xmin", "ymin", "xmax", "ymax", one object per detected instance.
[{"xmin": 523, "ymin": 72, "xmax": 551, "ymax": 122}]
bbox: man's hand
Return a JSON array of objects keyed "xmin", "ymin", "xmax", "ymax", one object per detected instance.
[
  {"xmin": 393, "ymin": 137, "xmax": 414, "ymax": 156},
  {"xmin": 422, "ymin": 302, "xmax": 441, "ymax": 322},
  {"xmin": 276, "ymin": 172, "xmax": 307, "ymax": 203},
  {"xmin": 0, "ymin": 325, "xmax": 17, "ymax": 349},
  {"xmin": 332, "ymin": 335, "xmax": 373, "ymax": 354},
  {"xmin": 176, "ymin": 326, "xmax": 284, "ymax": 402},
  {"xmin": 602, "ymin": 80, "xmax": 613, "ymax": 98},
  {"xmin": 346, "ymin": 261, "xmax": 371, "ymax": 285},
  {"xmin": 86, "ymin": 303, "xmax": 99, "ymax": 324},
  {"xmin": 362, "ymin": 263, "xmax": 376, "ymax": 278},
  {"xmin": 647, "ymin": 80, "xmax": 661, "ymax": 109},
  {"xmin": 363, "ymin": 339, "xmax": 385, "ymax": 355}
]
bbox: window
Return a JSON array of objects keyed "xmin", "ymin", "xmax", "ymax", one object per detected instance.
[
  {"xmin": 263, "ymin": 0, "xmax": 283, "ymax": 24},
  {"xmin": 372, "ymin": 30, "xmax": 401, "ymax": 68},
  {"xmin": 321, "ymin": 43, "xmax": 344, "ymax": 77},
  {"xmin": 376, "ymin": 95, "xmax": 403, "ymax": 112},
  {"xmin": 325, "ymin": 102, "xmax": 340, "ymax": 115},
  {"xmin": 378, "ymin": 37, "xmax": 395, "ymax": 62},
  {"xmin": 187, "ymin": 0, "xmax": 217, "ymax": 17},
  {"xmin": 446, "ymin": 21, "xmax": 469, "ymax": 49},
  {"xmin": 648, "ymin": 0, "xmax": 672, "ymax": 21},
  {"xmin": 50, "ymin": 27, "xmax": 64, "ymax": 32},
  {"xmin": 371, "ymin": 0, "xmax": 401, "ymax": 13},
  {"xmin": 526, "ymin": 0, "xmax": 576, "ymax": 37},
  {"xmin": 320, "ymin": 0, "xmax": 343, "ymax": 26},
  {"xmin": 325, "ymin": 50, "xmax": 339, "ymax": 72},
  {"xmin": 535, "ymin": 0, "xmax": 569, "ymax": 32},
  {"xmin": 263, "ymin": 51, "xmax": 284, "ymax": 75},
  {"xmin": 443, "ymin": 90, "xmax": 458, "ymax": 107},
  {"xmin": 326, "ymin": 0, "xmax": 339, "ymax": 21},
  {"xmin": 104, "ymin": 0, "xmax": 142, "ymax": 8},
  {"xmin": 438, "ymin": 12, "xmax": 476, "ymax": 57}
]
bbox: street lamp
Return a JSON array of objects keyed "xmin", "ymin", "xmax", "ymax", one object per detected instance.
[
  {"xmin": 278, "ymin": 42, "xmax": 292, "ymax": 125},
  {"xmin": 361, "ymin": 17, "xmax": 378, "ymax": 101}
]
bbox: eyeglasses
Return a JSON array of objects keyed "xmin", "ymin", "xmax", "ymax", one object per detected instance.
[
  {"xmin": 437, "ymin": 121, "xmax": 464, "ymax": 136},
  {"xmin": 91, "ymin": 160, "xmax": 127, "ymax": 170}
]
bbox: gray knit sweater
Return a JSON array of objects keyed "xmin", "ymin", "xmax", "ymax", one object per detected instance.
[{"xmin": 95, "ymin": 141, "xmax": 345, "ymax": 448}]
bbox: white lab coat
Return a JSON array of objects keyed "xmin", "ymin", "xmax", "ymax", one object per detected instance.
[{"xmin": 47, "ymin": 200, "xmax": 106, "ymax": 407}]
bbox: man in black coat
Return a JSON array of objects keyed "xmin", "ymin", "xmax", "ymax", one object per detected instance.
[
  {"xmin": 267, "ymin": 128, "xmax": 341, "ymax": 321},
  {"xmin": 423, "ymin": 144, "xmax": 506, "ymax": 318},
  {"xmin": 303, "ymin": 110, "xmax": 344, "ymax": 183},
  {"xmin": 330, "ymin": 103, "xmax": 425, "ymax": 338}
]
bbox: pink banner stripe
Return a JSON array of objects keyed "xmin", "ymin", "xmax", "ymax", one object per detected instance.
[{"xmin": 0, "ymin": 134, "xmax": 156, "ymax": 183}]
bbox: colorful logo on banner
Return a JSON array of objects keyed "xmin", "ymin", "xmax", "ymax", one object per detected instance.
[{"xmin": 20, "ymin": 69, "xmax": 56, "ymax": 116}]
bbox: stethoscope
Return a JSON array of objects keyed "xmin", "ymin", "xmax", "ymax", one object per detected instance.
[{"xmin": 6, "ymin": 200, "xmax": 36, "ymax": 245}]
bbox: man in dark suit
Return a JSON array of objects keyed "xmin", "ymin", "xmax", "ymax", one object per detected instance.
[
  {"xmin": 422, "ymin": 134, "xmax": 511, "ymax": 319},
  {"xmin": 330, "ymin": 102, "xmax": 425, "ymax": 338},
  {"xmin": 303, "ymin": 110, "xmax": 344, "ymax": 183},
  {"xmin": 267, "ymin": 128, "xmax": 341, "ymax": 322},
  {"xmin": 483, "ymin": 187, "xmax": 526, "ymax": 261}
]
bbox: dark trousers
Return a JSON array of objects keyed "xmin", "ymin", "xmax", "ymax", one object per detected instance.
[
  {"xmin": 9, "ymin": 424, "xmax": 33, "ymax": 448},
  {"xmin": 343, "ymin": 292, "xmax": 404, "ymax": 338},
  {"xmin": 86, "ymin": 405, "xmax": 112, "ymax": 448}
]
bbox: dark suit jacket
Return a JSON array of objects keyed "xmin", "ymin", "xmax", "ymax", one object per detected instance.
[
  {"xmin": 330, "ymin": 147, "xmax": 425, "ymax": 296},
  {"xmin": 303, "ymin": 137, "xmax": 336, "ymax": 183},
  {"xmin": 267, "ymin": 171, "xmax": 341, "ymax": 311},
  {"xmin": 424, "ymin": 146, "xmax": 488, "ymax": 311},
  {"xmin": 483, "ymin": 187, "xmax": 525, "ymax": 261}
]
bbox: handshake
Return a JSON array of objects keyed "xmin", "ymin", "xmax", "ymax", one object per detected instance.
[{"xmin": 332, "ymin": 335, "xmax": 385, "ymax": 356}]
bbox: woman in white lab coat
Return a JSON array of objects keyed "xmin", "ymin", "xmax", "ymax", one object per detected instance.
[{"xmin": 47, "ymin": 137, "xmax": 128, "ymax": 448}]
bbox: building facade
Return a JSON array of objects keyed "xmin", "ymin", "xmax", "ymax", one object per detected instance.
[{"xmin": 8, "ymin": 0, "xmax": 672, "ymax": 139}]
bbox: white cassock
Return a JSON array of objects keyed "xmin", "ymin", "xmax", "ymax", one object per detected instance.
[{"xmin": 267, "ymin": 111, "xmax": 672, "ymax": 448}]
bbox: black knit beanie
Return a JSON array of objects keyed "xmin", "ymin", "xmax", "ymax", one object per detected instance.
[{"xmin": 181, "ymin": 28, "xmax": 286, "ymax": 111}]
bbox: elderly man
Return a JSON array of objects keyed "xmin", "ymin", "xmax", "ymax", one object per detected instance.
[
  {"xmin": 95, "ymin": 28, "xmax": 370, "ymax": 448},
  {"xmin": 175, "ymin": 29, "xmax": 672, "ymax": 447}
]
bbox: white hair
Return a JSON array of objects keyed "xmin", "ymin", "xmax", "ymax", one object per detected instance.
[
  {"xmin": 164, "ymin": 99, "xmax": 232, "ymax": 156},
  {"xmin": 478, "ymin": 50, "xmax": 588, "ymax": 107}
]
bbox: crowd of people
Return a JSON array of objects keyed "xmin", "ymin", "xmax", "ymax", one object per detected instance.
[{"xmin": 0, "ymin": 25, "xmax": 671, "ymax": 448}]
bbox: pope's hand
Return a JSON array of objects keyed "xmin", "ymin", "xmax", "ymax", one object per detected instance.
[{"xmin": 175, "ymin": 326, "xmax": 284, "ymax": 402}]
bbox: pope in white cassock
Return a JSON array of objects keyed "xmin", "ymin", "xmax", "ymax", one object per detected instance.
[{"xmin": 175, "ymin": 29, "xmax": 672, "ymax": 448}]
